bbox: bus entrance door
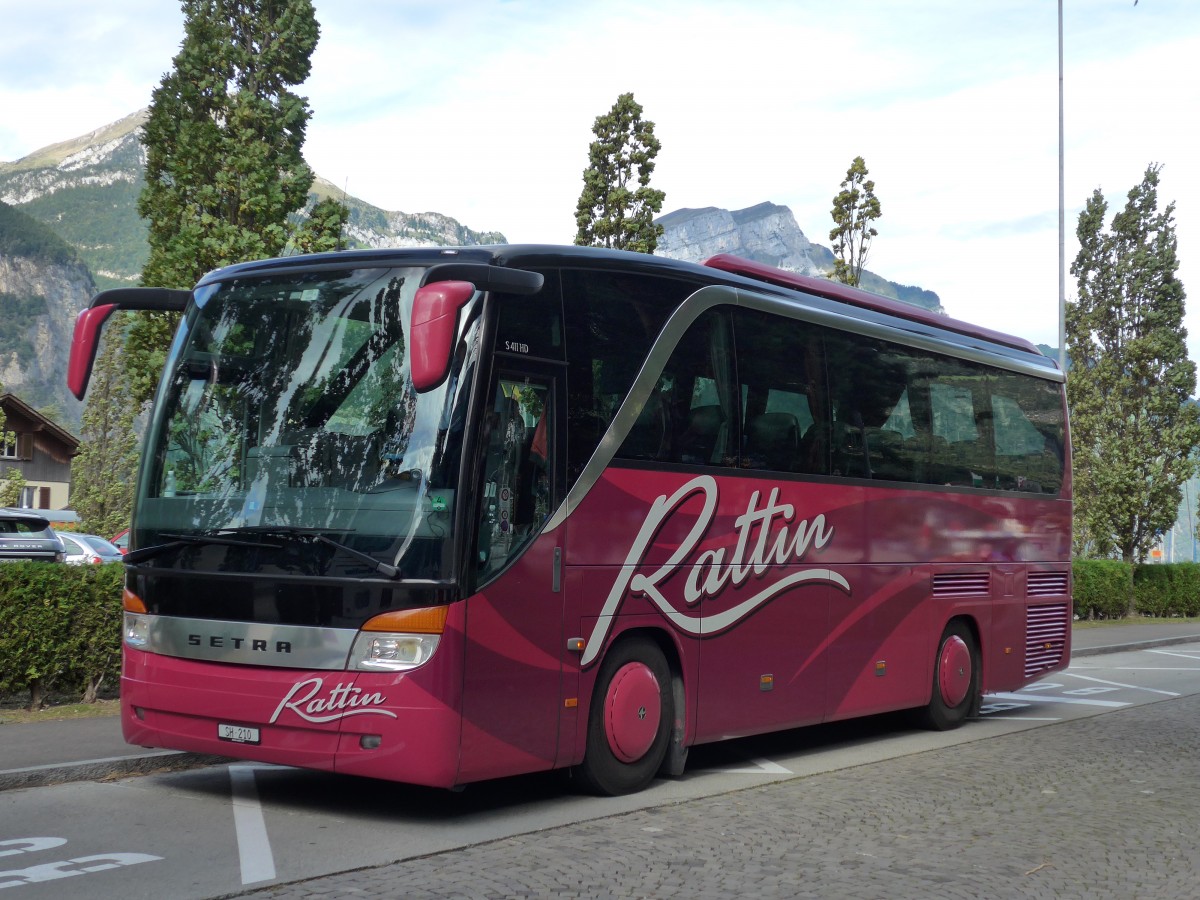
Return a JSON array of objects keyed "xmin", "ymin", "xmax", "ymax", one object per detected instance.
[{"xmin": 458, "ymin": 372, "xmax": 564, "ymax": 783}]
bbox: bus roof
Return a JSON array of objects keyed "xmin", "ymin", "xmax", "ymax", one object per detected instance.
[
  {"xmin": 197, "ymin": 244, "xmax": 1056, "ymax": 372},
  {"xmin": 702, "ymin": 253, "xmax": 1045, "ymax": 357}
]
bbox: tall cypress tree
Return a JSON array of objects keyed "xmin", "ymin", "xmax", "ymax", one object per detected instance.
[
  {"xmin": 829, "ymin": 156, "xmax": 881, "ymax": 287},
  {"xmin": 574, "ymin": 92, "xmax": 665, "ymax": 255},
  {"xmin": 129, "ymin": 0, "xmax": 337, "ymax": 404},
  {"xmin": 1067, "ymin": 164, "xmax": 1200, "ymax": 572}
]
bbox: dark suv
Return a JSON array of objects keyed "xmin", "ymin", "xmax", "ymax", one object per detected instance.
[{"xmin": 0, "ymin": 509, "xmax": 66, "ymax": 563}]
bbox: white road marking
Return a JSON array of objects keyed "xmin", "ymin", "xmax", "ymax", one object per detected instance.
[
  {"xmin": 0, "ymin": 853, "xmax": 161, "ymax": 889},
  {"xmin": 0, "ymin": 838, "xmax": 66, "ymax": 859},
  {"xmin": 1061, "ymin": 671, "xmax": 1180, "ymax": 697},
  {"xmin": 1070, "ymin": 666, "xmax": 1200, "ymax": 671},
  {"xmin": 230, "ymin": 766, "xmax": 276, "ymax": 885},
  {"xmin": 1145, "ymin": 648, "xmax": 1200, "ymax": 661},
  {"xmin": 723, "ymin": 757, "xmax": 793, "ymax": 775},
  {"xmin": 989, "ymin": 691, "xmax": 1129, "ymax": 708},
  {"xmin": 981, "ymin": 716, "xmax": 1062, "ymax": 721}
]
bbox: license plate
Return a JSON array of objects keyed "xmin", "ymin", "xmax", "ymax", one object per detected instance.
[{"xmin": 218, "ymin": 723, "xmax": 261, "ymax": 745}]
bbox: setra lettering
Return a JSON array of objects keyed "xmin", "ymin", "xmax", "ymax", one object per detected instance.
[
  {"xmin": 186, "ymin": 635, "xmax": 291, "ymax": 654},
  {"xmin": 580, "ymin": 474, "xmax": 851, "ymax": 666}
]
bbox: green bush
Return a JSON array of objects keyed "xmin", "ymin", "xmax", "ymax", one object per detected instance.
[
  {"xmin": 0, "ymin": 562, "xmax": 123, "ymax": 708},
  {"xmin": 1134, "ymin": 564, "xmax": 1174, "ymax": 616},
  {"xmin": 1168, "ymin": 563, "xmax": 1200, "ymax": 617},
  {"xmin": 1134, "ymin": 562, "xmax": 1200, "ymax": 618},
  {"xmin": 1073, "ymin": 559, "xmax": 1132, "ymax": 619}
]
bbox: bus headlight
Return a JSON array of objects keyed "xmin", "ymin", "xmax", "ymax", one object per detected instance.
[
  {"xmin": 124, "ymin": 612, "xmax": 150, "ymax": 649},
  {"xmin": 349, "ymin": 633, "xmax": 440, "ymax": 671},
  {"xmin": 348, "ymin": 606, "xmax": 448, "ymax": 672}
]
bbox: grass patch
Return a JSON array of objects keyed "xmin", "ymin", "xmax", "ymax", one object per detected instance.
[{"xmin": 0, "ymin": 698, "xmax": 119, "ymax": 725}]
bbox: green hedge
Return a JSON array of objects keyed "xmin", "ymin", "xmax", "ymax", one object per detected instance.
[
  {"xmin": 1133, "ymin": 562, "xmax": 1200, "ymax": 618},
  {"xmin": 0, "ymin": 562, "xmax": 124, "ymax": 708},
  {"xmin": 4, "ymin": 556, "xmax": 1198, "ymax": 708},
  {"xmin": 1073, "ymin": 559, "xmax": 1132, "ymax": 619},
  {"xmin": 1074, "ymin": 559, "xmax": 1200, "ymax": 619}
]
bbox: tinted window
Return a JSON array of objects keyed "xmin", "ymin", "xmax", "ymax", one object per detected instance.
[
  {"xmin": 563, "ymin": 269, "xmax": 698, "ymax": 480},
  {"xmin": 494, "ymin": 269, "xmax": 564, "ymax": 361},
  {"xmin": 989, "ymin": 373, "xmax": 1065, "ymax": 494},
  {"xmin": 617, "ymin": 309, "xmax": 738, "ymax": 467},
  {"xmin": 734, "ymin": 308, "xmax": 828, "ymax": 475},
  {"xmin": 824, "ymin": 332, "xmax": 915, "ymax": 480}
]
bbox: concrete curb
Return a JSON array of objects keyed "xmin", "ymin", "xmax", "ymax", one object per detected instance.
[
  {"xmin": 0, "ymin": 750, "xmax": 230, "ymax": 792},
  {"xmin": 1071, "ymin": 634, "xmax": 1200, "ymax": 659}
]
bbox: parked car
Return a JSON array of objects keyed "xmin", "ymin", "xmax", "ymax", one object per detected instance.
[
  {"xmin": 111, "ymin": 528, "xmax": 129, "ymax": 555},
  {"xmin": 0, "ymin": 508, "xmax": 66, "ymax": 563},
  {"xmin": 58, "ymin": 532, "xmax": 124, "ymax": 565}
]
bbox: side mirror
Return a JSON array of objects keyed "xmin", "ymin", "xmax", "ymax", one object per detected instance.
[
  {"xmin": 66, "ymin": 287, "xmax": 191, "ymax": 399},
  {"xmin": 410, "ymin": 281, "xmax": 476, "ymax": 393},
  {"xmin": 67, "ymin": 304, "xmax": 118, "ymax": 400}
]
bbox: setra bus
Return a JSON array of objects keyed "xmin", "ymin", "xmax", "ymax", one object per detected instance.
[{"xmin": 68, "ymin": 245, "xmax": 1071, "ymax": 795}]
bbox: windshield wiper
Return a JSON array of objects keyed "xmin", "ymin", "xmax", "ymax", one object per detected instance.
[
  {"xmin": 124, "ymin": 532, "xmax": 283, "ymax": 565},
  {"xmin": 201, "ymin": 525, "xmax": 400, "ymax": 579},
  {"xmin": 125, "ymin": 526, "xmax": 401, "ymax": 578}
]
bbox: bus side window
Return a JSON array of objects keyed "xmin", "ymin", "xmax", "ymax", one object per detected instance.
[
  {"xmin": 563, "ymin": 270, "xmax": 693, "ymax": 482},
  {"xmin": 733, "ymin": 307, "xmax": 827, "ymax": 476},
  {"xmin": 990, "ymin": 374, "xmax": 1065, "ymax": 494},
  {"xmin": 476, "ymin": 377, "xmax": 551, "ymax": 583},
  {"xmin": 616, "ymin": 309, "xmax": 737, "ymax": 468}
]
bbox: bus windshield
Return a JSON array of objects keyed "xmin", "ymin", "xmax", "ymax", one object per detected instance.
[{"xmin": 135, "ymin": 265, "xmax": 480, "ymax": 582}]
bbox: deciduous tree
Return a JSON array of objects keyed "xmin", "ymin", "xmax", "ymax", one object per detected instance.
[
  {"xmin": 574, "ymin": 93, "xmax": 665, "ymax": 255},
  {"xmin": 1066, "ymin": 164, "xmax": 1200, "ymax": 581},
  {"xmin": 829, "ymin": 156, "xmax": 881, "ymax": 287}
]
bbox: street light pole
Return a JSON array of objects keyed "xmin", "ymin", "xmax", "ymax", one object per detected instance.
[{"xmin": 1058, "ymin": 0, "xmax": 1066, "ymax": 372}]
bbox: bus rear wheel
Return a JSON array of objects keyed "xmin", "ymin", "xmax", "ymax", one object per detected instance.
[
  {"xmin": 577, "ymin": 636, "xmax": 673, "ymax": 796},
  {"xmin": 918, "ymin": 620, "xmax": 980, "ymax": 731}
]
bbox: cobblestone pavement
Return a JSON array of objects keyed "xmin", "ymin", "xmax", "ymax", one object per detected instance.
[{"xmin": 239, "ymin": 696, "xmax": 1200, "ymax": 900}]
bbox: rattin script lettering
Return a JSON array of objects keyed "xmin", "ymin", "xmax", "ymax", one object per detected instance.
[{"xmin": 580, "ymin": 475, "xmax": 850, "ymax": 666}]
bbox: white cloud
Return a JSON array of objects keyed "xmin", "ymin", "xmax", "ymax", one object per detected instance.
[{"xmin": 3, "ymin": 0, "xmax": 1200, "ymax": 358}]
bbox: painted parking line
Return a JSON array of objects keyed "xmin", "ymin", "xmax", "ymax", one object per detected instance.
[
  {"xmin": 0, "ymin": 838, "xmax": 160, "ymax": 890},
  {"xmin": 722, "ymin": 757, "xmax": 794, "ymax": 775},
  {"xmin": 1145, "ymin": 648, "xmax": 1200, "ymax": 662},
  {"xmin": 988, "ymin": 691, "xmax": 1129, "ymax": 708},
  {"xmin": 230, "ymin": 766, "xmax": 276, "ymax": 885},
  {"xmin": 1060, "ymin": 671, "xmax": 1181, "ymax": 697}
]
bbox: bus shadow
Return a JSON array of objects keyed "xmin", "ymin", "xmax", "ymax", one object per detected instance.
[{"xmin": 161, "ymin": 709, "xmax": 927, "ymax": 821}]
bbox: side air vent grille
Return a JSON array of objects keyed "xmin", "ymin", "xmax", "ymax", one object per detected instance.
[
  {"xmin": 1025, "ymin": 603, "xmax": 1069, "ymax": 677},
  {"xmin": 931, "ymin": 572, "xmax": 990, "ymax": 598},
  {"xmin": 1028, "ymin": 571, "xmax": 1070, "ymax": 597}
]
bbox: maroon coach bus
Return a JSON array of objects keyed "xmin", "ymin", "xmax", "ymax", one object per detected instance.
[{"xmin": 68, "ymin": 245, "xmax": 1071, "ymax": 795}]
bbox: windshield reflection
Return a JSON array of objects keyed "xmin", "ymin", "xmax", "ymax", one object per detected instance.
[{"xmin": 136, "ymin": 266, "xmax": 480, "ymax": 580}]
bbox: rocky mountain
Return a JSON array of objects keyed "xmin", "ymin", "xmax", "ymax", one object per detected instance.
[
  {"xmin": 0, "ymin": 110, "xmax": 506, "ymax": 292},
  {"xmin": 655, "ymin": 202, "xmax": 944, "ymax": 313},
  {"xmin": 0, "ymin": 113, "xmax": 945, "ymax": 432},
  {"xmin": 0, "ymin": 202, "xmax": 93, "ymax": 425},
  {"xmin": 0, "ymin": 112, "xmax": 507, "ymax": 429}
]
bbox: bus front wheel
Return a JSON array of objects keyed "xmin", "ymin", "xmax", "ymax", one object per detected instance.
[
  {"xmin": 918, "ymin": 620, "xmax": 980, "ymax": 731},
  {"xmin": 577, "ymin": 636, "xmax": 673, "ymax": 796}
]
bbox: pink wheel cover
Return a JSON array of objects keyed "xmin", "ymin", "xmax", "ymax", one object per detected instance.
[
  {"xmin": 937, "ymin": 634, "xmax": 972, "ymax": 708},
  {"xmin": 604, "ymin": 662, "xmax": 662, "ymax": 763}
]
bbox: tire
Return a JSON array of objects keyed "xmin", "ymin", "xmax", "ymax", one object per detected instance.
[
  {"xmin": 917, "ymin": 620, "xmax": 980, "ymax": 731},
  {"xmin": 576, "ymin": 636, "xmax": 673, "ymax": 796}
]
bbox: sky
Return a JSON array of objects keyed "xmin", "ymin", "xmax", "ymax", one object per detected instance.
[{"xmin": 3, "ymin": 0, "xmax": 1200, "ymax": 360}]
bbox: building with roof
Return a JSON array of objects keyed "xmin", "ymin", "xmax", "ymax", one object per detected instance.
[{"xmin": 0, "ymin": 393, "xmax": 80, "ymax": 511}]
